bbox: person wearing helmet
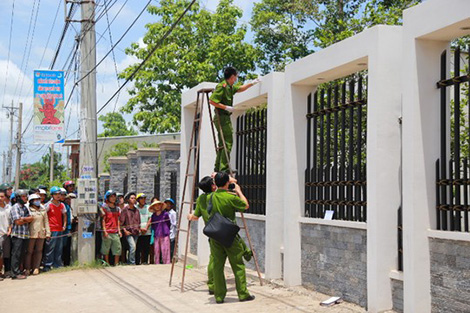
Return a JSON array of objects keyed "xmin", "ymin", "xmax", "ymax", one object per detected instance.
[
  {"xmin": 38, "ymin": 189, "xmax": 47, "ymax": 205},
  {"xmin": 63, "ymin": 181, "xmax": 75, "ymax": 194},
  {"xmin": 135, "ymin": 193, "xmax": 150, "ymax": 265},
  {"xmin": 0, "ymin": 188, "xmax": 12, "ymax": 280},
  {"xmin": 164, "ymin": 198, "xmax": 177, "ymax": 261},
  {"xmin": 44, "ymin": 186, "xmax": 67, "ymax": 271},
  {"xmin": 100, "ymin": 190, "xmax": 122, "ymax": 265},
  {"xmin": 9, "ymin": 189, "xmax": 33, "ymax": 279},
  {"xmin": 24, "ymin": 194, "xmax": 50, "ymax": 276},
  {"xmin": 116, "ymin": 193, "xmax": 125, "ymax": 212},
  {"xmin": 0, "ymin": 184, "xmax": 13, "ymax": 206}
]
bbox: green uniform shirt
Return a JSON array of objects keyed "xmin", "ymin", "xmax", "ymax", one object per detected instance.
[
  {"xmin": 209, "ymin": 80, "xmax": 241, "ymax": 115},
  {"xmin": 208, "ymin": 189, "xmax": 247, "ymax": 223},
  {"xmin": 194, "ymin": 193, "xmax": 211, "ymax": 223}
]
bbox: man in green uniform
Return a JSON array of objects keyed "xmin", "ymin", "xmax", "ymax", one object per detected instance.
[
  {"xmin": 188, "ymin": 175, "xmax": 253, "ymax": 296},
  {"xmin": 209, "ymin": 67, "xmax": 261, "ymax": 173},
  {"xmin": 207, "ymin": 172, "xmax": 255, "ymax": 304}
]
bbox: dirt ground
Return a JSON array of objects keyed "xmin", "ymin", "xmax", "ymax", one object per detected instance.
[{"xmin": 0, "ymin": 262, "xmax": 367, "ymax": 313}]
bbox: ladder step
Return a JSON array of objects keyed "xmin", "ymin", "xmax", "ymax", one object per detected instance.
[
  {"xmin": 194, "ymin": 118, "xmax": 201, "ymax": 122},
  {"xmin": 186, "ymin": 174, "xmax": 195, "ymax": 177},
  {"xmin": 189, "ymin": 146, "xmax": 198, "ymax": 150},
  {"xmin": 179, "ymin": 229, "xmax": 188, "ymax": 233},
  {"xmin": 182, "ymin": 201, "xmax": 194, "ymax": 205}
]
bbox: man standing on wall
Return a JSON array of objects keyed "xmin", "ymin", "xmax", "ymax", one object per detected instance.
[{"xmin": 209, "ymin": 67, "xmax": 261, "ymax": 173}]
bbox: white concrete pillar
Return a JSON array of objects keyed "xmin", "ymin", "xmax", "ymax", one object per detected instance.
[
  {"xmin": 265, "ymin": 73, "xmax": 286, "ymax": 279},
  {"xmin": 366, "ymin": 26, "xmax": 403, "ymax": 313},
  {"xmin": 401, "ymin": 1, "xmax": 470, "ymax": 311},
  {"xmin": 282, "ymin": 84, "xmax": 312, "ymax": 286}
]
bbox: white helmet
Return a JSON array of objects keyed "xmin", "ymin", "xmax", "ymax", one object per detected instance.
[
  {"xmin": 28, "ymin": 194, "xmax": 41, "ymax": 201},
  {"xmin": 39, "ymin": 189, "xmax": 47, "ymax": 195}
]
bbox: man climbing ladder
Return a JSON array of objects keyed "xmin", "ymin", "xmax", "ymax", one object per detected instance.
[{"xmin": 209, "ymin": 67, "xmax": 261, "ymax": 172}]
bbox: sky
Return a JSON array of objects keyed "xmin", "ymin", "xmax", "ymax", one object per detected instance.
[{"xmin": 0, "ymin": 0, "xmax": 258, "ymax": 175}]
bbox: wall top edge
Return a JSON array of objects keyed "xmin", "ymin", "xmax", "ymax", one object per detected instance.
[
  {"xmin": 428, "ymin": 229, "xmax": 470, "ymax": 243},
  {"xmin": 299, "ymin": 217, "xmax": 367, "ymax": 230}
]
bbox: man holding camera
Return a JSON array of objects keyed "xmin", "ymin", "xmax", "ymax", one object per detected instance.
[{"xmin": 205, "ymin": 172, "xmax": 255, "ymax": 304}]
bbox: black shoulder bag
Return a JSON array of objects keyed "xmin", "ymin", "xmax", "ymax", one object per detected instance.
[{"xmin": 203, "ymin": 194, "xmax": 240, "ymax": 248}]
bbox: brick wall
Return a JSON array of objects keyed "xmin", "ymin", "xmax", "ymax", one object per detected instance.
[
  {"xmin": 301, "ymin": 223, "xmax": 367, "ymax": 307},
  {"xmin": 430, "ymin": 237, "xmax": 470, "ymax": 313}
]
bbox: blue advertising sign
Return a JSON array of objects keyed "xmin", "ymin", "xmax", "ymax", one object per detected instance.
[{"xmin": 33, "ymin": 70, "xmax": 65, "ymax": 144}]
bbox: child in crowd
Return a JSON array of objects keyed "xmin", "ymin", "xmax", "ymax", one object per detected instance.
[{"xmin": 147, "ymin": 200, "xmax": 170, "ymax": 264}]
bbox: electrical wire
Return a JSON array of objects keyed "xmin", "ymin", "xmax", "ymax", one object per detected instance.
[
  {"xmin": 97, "ymin": 0, "xmax": 198, "ymax": 115},
  {"xmin": 1, "ymin": 0, "xmax": 16, "ymax": 107}
]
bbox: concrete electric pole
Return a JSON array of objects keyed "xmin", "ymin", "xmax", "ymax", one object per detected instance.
[
  {"xmin": 77, "ymin": 0, "xmax": 98, "ymax": 264},
  {"xmin": 14, "ymin": 102, "xmax": 22, "ymax": 189},
  {"xmin": 3, "ymin": 101, "xmax": 17, "ymax": 184}
]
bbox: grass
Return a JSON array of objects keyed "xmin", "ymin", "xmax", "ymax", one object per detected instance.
[{"xmin": 43, "ymin": 260, "xmax": 107, "ymax": 274}]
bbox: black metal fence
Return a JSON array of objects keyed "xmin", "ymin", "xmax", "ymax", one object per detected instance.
[
  {"xmin": 436, "ymin": 46, "xmax": 470, "ymax": 232},
  {"xmin": 236, "ymin": 107, "xmax": 267, "ymax": 215},
  {"xmin": 154, "ymin": 171, "xmax": 160, "ymax": 200},
  {"xmin": 305, "ymin": 75, "xmax": 367, "ymax": 221}
]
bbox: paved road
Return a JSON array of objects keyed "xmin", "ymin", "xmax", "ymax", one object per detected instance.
[{"xmin": 0, "ymin": 264, "xmax": 366, "ymax": 313}]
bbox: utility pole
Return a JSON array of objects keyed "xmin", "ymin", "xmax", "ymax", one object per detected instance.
[
  {"xmin": 2, "ymin": 152, "xmax": 6, "ymax": 182},
  {"xmin": 3, "ymin": 101, "xmax": 17, "ymax": 184},
  {"xmin": 50, "ymin": 144, "xmax": 54, "ymax": 183},
  {"xmin": 77, "ymin": 0, "xmax": 97, "ymax": 264},
  {"xmin": 14, "ymin": 102, "xmax": 22, "ymax": 189}
]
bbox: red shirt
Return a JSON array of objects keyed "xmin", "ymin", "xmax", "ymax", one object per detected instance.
[
  {"xmin": 46, "ymin": 201, "xmax": 66, "ymax": 232},
  {"xmin": 101, "ymin": 204, "xmax": 120, "ymax": 234}
]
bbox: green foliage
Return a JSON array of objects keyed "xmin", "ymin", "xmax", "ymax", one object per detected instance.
[
  {"xmin": 250, "ymin": 0, "xmax": 317, "ymax": 73},
  {"xmin": 120, "ymin": 0, "xmax": 259, "ymax": 134},
  {"xmin": 98, "ymin": 112, "xmax": 137, "ymax": 138},
  {"xmin": 250, "ymin": 0, "xmax": 422, "ymax": 73},
  {"xmin": 19, "ymin": 148, "xmax": 69, "ymax": 189},
  {"xmin": 102, "ymin": 142, "xmax": 138, "ymax": 172}
]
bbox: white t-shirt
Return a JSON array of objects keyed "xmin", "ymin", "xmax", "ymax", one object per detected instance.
[
  {"xmin": 169, "ymin": 209, "xmax": 177, "ymax": 240},
  {"xmin": 0, "ymin": 204, "xmax": 11, "ymax": 236}
]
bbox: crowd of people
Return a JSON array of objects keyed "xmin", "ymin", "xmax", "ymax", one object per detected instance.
[
  {"xmin": 0, "ymin": 181, "xmax": 76, "ymax": 280},
  {"xmin": 0, "ymin": 180, "xmax": 178, "ymax": 281},
  {"xmin": 98, "ymin": 191, "xmax": 177, "ymax": 266}
]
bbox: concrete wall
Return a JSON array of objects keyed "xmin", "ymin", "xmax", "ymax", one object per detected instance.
[
  {"xmin": 178, "ymin": 2, "xmax": 470, "ymax": 313},
  {"xmin": 136, "ymin": 149, "xmax": 160, "ymax": 200},
  {"xmin": 391, "ymin": 278, "xmax": 404, "ymax": 313},
  {"xmin": 430, "ymin": 238, "xmax": 470, "ymax": 313},
  {"xmin": 108, "ymin": 157, "xmax": 127, "ymax": 193},
  {"xmin": 190, "ymin": 221, "xmax": 198, "ymax": 256},
  {"xmin": 236, "ymin": 215, "xmax": 266, "ymax": 273},
  {"xmin": 127, "ymin": 151, "xmax": 138, "ymax": 193},
  {"xmin": 301, "ymin": 223, "xmax": 367, "ymax": 307}
]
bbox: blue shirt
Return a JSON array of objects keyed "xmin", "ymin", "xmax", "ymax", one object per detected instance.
[{"xmin": 10, "ymin": 203, "xmax": 30, "ymax": 239}]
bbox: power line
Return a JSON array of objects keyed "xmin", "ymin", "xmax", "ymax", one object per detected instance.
[
  {"xmin": 11, "ymin": 0, "xmax": 39, "ymax": 102},
  {"xmin": 50, "ymin": 3, "xmax": 78, "ymax": 69},
  {"xmin": 1, "ymin": 0, "xmax": 16, "ymax": 107},
  {"xmin": 76, "ymin": 0, "xmax": 147, "ymax": 86},
  {"xmin": 15, "ymin": 0, "xmax": 42, "ymax": 105},
  {"xmin": 97, "ymin": 0, "xmax": 198, "ymax": 115}
]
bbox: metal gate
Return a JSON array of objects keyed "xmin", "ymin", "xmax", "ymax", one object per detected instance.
[{"xmin": 305, "ymin": 75, "xmax": 367, "ymax": 221}]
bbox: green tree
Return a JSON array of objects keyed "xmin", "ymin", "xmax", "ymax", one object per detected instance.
[
  {"xmin": 98, "ymin": 112, "xmax": 137, "ymax": 138},
  {"xmin": 19, "ymin": 148, "xmax": 68, "ymax": 189},
  {"xmin": 120, "ymin": 0, "xmax": 259, "ymax": 134},
  {"xmin": 250, "ymin": 0, "xmax": 422, "ymax": 72},
  {"xmin": 102, "ymin": 142, "xmax": 138, "ymax": 172},
  {"xmin": 250, "ymin": 0, "xmax": 317, "ymax": 74}
]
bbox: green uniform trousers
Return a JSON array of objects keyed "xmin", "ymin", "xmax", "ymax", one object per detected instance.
[
  {"xmin": 214, "ymin": 112, "xmax": 233, "ymax": 172},
  {"xmin": 209, "ymin": 236, "xmax": 250, "ymax": 302},
  {"xmin": 207, "ymin": 238, "xmax": 250, "ymax": 292}
]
